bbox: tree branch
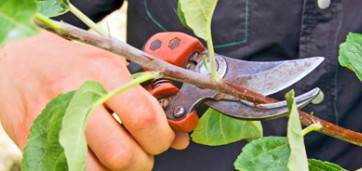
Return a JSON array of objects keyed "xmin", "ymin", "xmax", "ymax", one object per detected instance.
[
  {"xmin": 36, "ymin": 20, "xmax": 267, "ymax": 103},
  {"xmin": 264, "ymin": 96, "xmax": 362, "ymax": 146},
  {"xmin": 35, "ymin": 19, "xmax": 362, "ymax": 146}
]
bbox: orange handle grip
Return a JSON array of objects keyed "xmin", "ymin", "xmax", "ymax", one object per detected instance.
[
  {"xmin": 144, "ymin": 32, "xmax": 204, "ymax": 132},
  {"xmin": 145, "ymin": 82, "xmax": 179, "ymax": 99},
  {"xmin": 144, "ymin": 32, "xmax": 205, "ymax": 68},
  {"xmin": 145, "ymin": 81, "xmax": 199, "ymax": 132},
  {"xmin": 168, "ymin": 111, "xmax": 199, "ymax": 132}
]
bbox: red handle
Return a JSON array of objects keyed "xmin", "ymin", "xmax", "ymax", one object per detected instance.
[
  {"xmin": 144, "ymin": 32, "xmax": 205, "ymax": 68},
  {"xmin": 144, "ymin": 32, "xmax": 205, "ymax": 132},
  {"xmin": 167, "ymin": 111, "xmax": 199, "ymax": 132},
  {"xmin": 144, "ymin": 81, "xmax": 179, "ymax": 99}
]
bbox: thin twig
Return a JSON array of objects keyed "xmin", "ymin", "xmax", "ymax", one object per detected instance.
[
  {"xmin": 35, "ymin": 19, "xmax": 362, "ymax": 146},
  {"xmin": 68, "ymin": 3, "xmax": 108, "ymax": 37}
]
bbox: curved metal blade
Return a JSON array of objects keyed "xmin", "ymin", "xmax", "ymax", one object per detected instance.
[
  {"xmin": 204, "ymin": 88, "xmax": 321, "ymax": 120},
  {"xmin": 164, "ymin": 54, "xmax": 324, "ymax": 121},
  {"xmin": 218, "ymin": 55, "xmax": 324, "ymax": 95}
]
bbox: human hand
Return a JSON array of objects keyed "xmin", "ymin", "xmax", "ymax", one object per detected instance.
[{"xmin": 0, "ymin": 31, "xmax": 189, "ymax": 170}]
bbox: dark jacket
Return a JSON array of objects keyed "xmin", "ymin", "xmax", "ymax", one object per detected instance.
[{"xmin": 57, "ymin": 0, "xmax": 362, "ymax": 170}]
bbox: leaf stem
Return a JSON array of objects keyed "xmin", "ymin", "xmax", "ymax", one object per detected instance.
[
  {"xmin": 202, "ymin": 55, "xmax": 210, "ymax": 73},
  {"xmin": 206, "ymin": 0, "xmax": 220, "ymax": 81},
  {"xmin": 68, "ymin": 3, "xmax": 108, "ymax": 37},
  {"xmin": 206, "ymin": 36, "xmax": 219, "ymax": 81},
  {"xmin": 90, "ymin": 72, "xmax": 160, "ymax": 113},
  {"xmin": 35, "ymin": 13, "xmax": 62, "ymax": 31},
  {"xmin": 302, "ymin": 123, "xmax": 322, "ymax": 136}
]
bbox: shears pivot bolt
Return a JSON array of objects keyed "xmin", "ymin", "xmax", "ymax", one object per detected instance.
[
  {"xmin": 173, "ymin": 106, "xmax": 185, "ymax": 118},
  {"xmin": 158, "ymin": 98, "xmax": 169, "ymax": 109}
]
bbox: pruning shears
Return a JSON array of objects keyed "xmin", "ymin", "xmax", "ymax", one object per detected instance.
[{"xmin": 142, "ymin": 32, "xmax": 324, "ymax": 132}]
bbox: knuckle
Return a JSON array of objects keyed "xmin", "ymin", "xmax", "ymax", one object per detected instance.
[
  {"xmin": 127, "ymin": 98, "xmax": 160, "ymax": 131},
  {"xmin": 101, "ymin": 146, "xmax": 134, "ymax": 170},
  {"xmin": 48, "ymin": 77, "xmax": 76, "ymax": 95},
  {"xmin": 129, "ymin": 110, "xmax": 158, "ymax": 132},
  {"xmin": 47, "ymin": 77, "xmax": 64, "ymax": 94}
]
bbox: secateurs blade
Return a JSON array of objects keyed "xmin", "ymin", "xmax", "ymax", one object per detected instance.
[{"xmin": 142, "ymin": 32, "xmax": 324, "ymax": 132}]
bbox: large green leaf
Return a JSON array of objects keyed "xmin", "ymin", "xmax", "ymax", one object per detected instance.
[
  {"xmin": 37, "ymin": 0, "xmax": 68, "ymax": 17},
  {"xmin": 308, "ymin": 159, "xmax": 347, "ymax": 171},
  {"xmin": 285, "ymin": 90, "xmax": 308, "ymax": 171},
  {"xmin": 176, "ymin": 1, "xmax": 190, "ymax": 29},
  {"xmin": 234, "ymin": 137, "xmax": 290, "ymax": 171},
  {"xmin": 233, "ymin": 136, "xmax": 347, "ymax": 171},
  {"xmin": 22, "ymin": 92, "xmax": 74, "ymax": 171},
  {"xmin": 59, "ymin": 81, "xmax": 107, "ymax": 171},
  {"xmin": 0, "ymin": 0, "xmax": 39, "ymax": 47},
  {"xmin": 339, "ymin": 32, "xmax": 362, "ymax": 82},
  {"xmin": 178, "ymin": 0, "xmax": 218, "ymax": 40},
  {"xmin": 234, "ymin": 137, "xmax": 346, "ymax": 171},
  {"xmin": 191, "ymin": 108, "xmax": 263, "ymax": 146}
]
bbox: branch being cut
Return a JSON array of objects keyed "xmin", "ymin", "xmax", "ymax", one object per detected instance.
[
  {"xmin": 35, "ymin": 19, "xmax": 362, "ymax": 146},
  {"xmin": 35, "ymin": 20, "xmax": 267, "ymax": 103}
]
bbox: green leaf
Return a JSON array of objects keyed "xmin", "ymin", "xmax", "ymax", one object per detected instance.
[
  {"xmin": 234, "ymin": 137, "xmax": 347, "ymax": 171},
  {"xmin": 176, "ymin": 1, "xmax": 190, "ymax": 29},
  {"xmin": 308, "ymin": 159, "xmax": 347, "ymax": 171},
  {"xmin": 234, "ymin": 137, "xmax": 290, "ymax": 171},
  {"xmin": 178, "ymin": 0, "xmax": 218, "ymax": 40},
  {"xmin": 285, "ymin": 90, "xmax": 308, "ymax": 171},
  {"xmin": 191, "ymin": 108, "xmax": 263, "ymax": 146},
  {"xmin": 0, "ymin": 0, "xmax": 39, "ymax": 47},
  {"xmin": 22, "ymin": 92, "xmax": 74, "ymax": 171},
  {"xmin": 60, "ymin": 0, "xmax": 69, "ymax": 5},
  {"xmin": 59, "ymin": 81, "xmax": 107, "ymax": 171},
  {"xmin": 338, "ymin": 32, "xmax": 362, "ymax": 82},
  {"xmin": 37, "ymin": 0, "xmax": 68, "ymax": 17}
]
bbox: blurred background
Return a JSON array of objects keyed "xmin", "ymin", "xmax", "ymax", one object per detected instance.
[{"xmin": 0, "ymin": 2, "xmax": 127, "ymax": 170}]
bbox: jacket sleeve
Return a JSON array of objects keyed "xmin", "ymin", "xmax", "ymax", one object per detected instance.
[{"xmin": 53, "ymin": 0, "xmax": 124, "ymax": 29}]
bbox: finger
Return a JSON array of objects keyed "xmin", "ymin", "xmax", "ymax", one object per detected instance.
[
  {"xmin": 85, "ymin": 106, "xmax": 154, "ymax": 171},
  {"xmin": 86, "ymin": 149, "xmax": 107, "ymax": 171},
  {"xmin": 171, "ymin": 131, "xmax": 190, "ymax": 150},
  {"xmin": 105, "ymin": 85, "xmax": 175, "ymax": 155}
]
